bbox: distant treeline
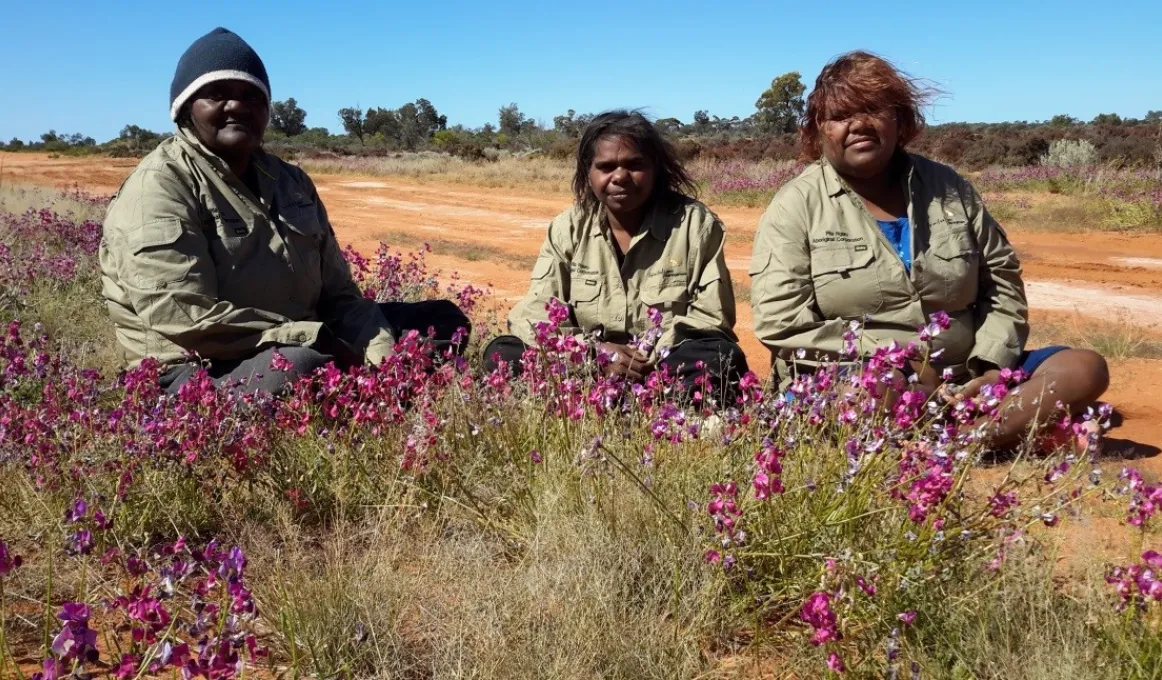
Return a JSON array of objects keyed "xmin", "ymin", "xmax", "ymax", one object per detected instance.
[{"xmin": 4, "ymin": 74, "xmax": 1160, "ymax": 169}]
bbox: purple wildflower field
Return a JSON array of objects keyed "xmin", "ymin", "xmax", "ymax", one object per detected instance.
[{"xmin": 0, "ymin": 186, "xmax": 1159, "ymax": 678}]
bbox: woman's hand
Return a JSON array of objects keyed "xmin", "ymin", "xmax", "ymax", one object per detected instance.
[
  {"xmin": 314, "ymin": 326, "xmax": 364, "ymax": 369},
  {"xmin": 940, "ymin": 369, "xmax": 1003, "ymax": 404},
  {"xmin": 595, "ymin": 342, "xmax": 653, "ymax": 381},
  {"xmin": 909, "ymin": 360, "xmax": 943, "ymax": 394}
]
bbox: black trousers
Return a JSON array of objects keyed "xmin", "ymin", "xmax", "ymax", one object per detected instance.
[
  {"xmin": 160, "ymin": 299, "xmax": 470, "ymax": 396},
  {"xmin": 482, "ymin": 332, "xmax": 749, "ymax": 403}
]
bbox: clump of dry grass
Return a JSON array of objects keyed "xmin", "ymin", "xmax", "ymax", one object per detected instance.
[
  {"xmin": 1030, "ymin": 313, "xmax": 1162, "ymax": 361},
  {"xmin": 251, "ymin": 481, "xmax": 717, "ymax": 679},
  {"xmin": 300, "ymin": 153, "xmax": 573, "ymax": 194}
]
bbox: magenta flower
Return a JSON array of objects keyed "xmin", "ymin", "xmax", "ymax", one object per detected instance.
[
  {"xmin": 113, "ymin": 654, "xmax": 140, "ymax": 679},
  {"xmin": 801, "ymin": 592, "xmax": 841, "ymax": 646},
  {"xmin": 827, "ymin": 651, "xmax": 846, "ymax": 673}
]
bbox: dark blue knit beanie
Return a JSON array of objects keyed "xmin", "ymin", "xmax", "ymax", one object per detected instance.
[{"xmin": 170, "ymin": 28, "xmax": 270, "ymax": 122}]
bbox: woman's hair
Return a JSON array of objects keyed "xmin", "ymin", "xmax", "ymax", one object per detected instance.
[
  {"xmin": 573, "ymin": 110, "xmax": 697, "ymax": 215},
  {"xmin": 800, "ymin": 51, "xmax": 940, "ymax": 160}
]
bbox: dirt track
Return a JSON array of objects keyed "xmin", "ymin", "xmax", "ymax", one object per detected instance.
[{"xmin": 4, "ymin": 152, "xmax": 1161, "ymax": 472}]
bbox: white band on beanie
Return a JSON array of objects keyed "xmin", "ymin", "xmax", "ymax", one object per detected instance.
[{"xmin": 169, "ymin": 69, "xmax": 271, "ymax": 122}]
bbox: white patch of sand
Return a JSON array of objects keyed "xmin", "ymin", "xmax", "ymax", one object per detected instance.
[
  {"xmin": 342, "ymin": 181, "xmax": 390, "ymax": 189},
  {"xmin": 1112, "ymin": 257, "xmax": 1162, "ymax": 270},
  {"xmin": 1025, "ymin": 280, "xmax": 1162, "ymax": 324},
  {"xmin": 357, "ymin": 196, "xmax": 549, "ymax": 230}
]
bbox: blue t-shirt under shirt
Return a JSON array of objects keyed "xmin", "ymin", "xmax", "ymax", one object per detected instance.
[{"xmin": 876, "ymin": 217, "xmax": 912, "ymax": 273}]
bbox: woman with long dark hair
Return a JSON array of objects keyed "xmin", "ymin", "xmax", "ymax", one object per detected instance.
[{"xmin": 486, "ymin": 110, "xmax": 746, "ymax": 400}]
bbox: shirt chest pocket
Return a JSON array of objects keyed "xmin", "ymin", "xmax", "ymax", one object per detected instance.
[
  {"xmin": 639, "ymin": 272, "xmax": 690, "ymax": 321},
  {"xmin": 926, "ymin": 233, "xmax": 979, "ymax": 309},
  {"xmin": 207, "ymin": 213, "xmax": 255, "ymax": 269},
  {"xmin": 128, "ymin": 218, "xmax": 196, "ymax": 287},
  {"xmin": 568, "ymin": 274, "xmax": 604, "ymax": 329},
  {"xmin": 279, "ymin": 201, "xmax": 325, "ymax": 284},
  {"xmin": 810, "ymin": 247, "xmax": 883, "ymax": 316}
]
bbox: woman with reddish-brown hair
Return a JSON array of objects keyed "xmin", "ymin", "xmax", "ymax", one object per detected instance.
[{"xmin": 748, "ymin": 50, "xmax": 1109, "ymax": 450}]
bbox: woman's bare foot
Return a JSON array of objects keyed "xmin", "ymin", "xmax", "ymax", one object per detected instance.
[{"xmin": 1036, "ymin": 419, "xmax": 1102, "ymax": 456}]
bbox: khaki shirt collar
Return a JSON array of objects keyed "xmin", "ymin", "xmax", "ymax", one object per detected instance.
[
  {"xmin": 175, "ymin": 127, "xmax": 280, "ymax": 207},
  {"xmin": 590, "ymin": 197, "xmax": 679, "ymax": 244},
  {"xmin": 820, "ymin": 152, "xmax": 919, "ymax": 199}
]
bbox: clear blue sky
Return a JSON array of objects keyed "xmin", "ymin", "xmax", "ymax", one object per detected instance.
[{"xmin": 2, "ymin": 0, "xmax": 1159, "ymax": 142}]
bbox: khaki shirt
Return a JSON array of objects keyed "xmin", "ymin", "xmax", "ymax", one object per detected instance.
[
  {"xmin": 508, "ymin": 197, "xmax": 737, "ymax": 357},
  {"xmin": 100, "ymin": 129, "xmax": 394, "ymax": 367},
  {"xmin": 750, "ymin": 154, "xmax": 1028, "ymax": 381}
]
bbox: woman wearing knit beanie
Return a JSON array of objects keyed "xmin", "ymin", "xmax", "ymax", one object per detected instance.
[{"xmin": 99, "ymin": 28, "xmax": 471, "ymax": 395}]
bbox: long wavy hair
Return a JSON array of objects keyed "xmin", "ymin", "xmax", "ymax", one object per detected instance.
[{"xmin": 573, "ymin": 110, "xmax": 697, "ymax": 216}]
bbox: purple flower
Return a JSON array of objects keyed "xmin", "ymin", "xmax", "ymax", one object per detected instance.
[
  {"xmin": 0, "ymin": 538, "xmax": 22, "ymax": 574},
  {"xmin": 65, "ymin": 498, "xmax": 87, "ymax": 523},
  {"xmin": 32, "ymin": 658, "xmax": 60, "ymax": 680},
  {"xmin": 67, "ymin": 529, "xmax": 93, "ymax": 556},
  {"xmin": 57, "ymin": 601, "xmax": 90, "ymax": 623}
]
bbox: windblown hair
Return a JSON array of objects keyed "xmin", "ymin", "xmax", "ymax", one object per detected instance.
[
  {"xmin": 573, "ymin": 111, "xmax": 697, "ymax": 216},
  {"xmin": 800, "ymin": 51, "xmax": 940, "ymax": 160}
]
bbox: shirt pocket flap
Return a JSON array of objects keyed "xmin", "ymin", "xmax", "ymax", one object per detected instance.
[
  {"xmin": 531, "ymin": 257, "xmax": 554, "ymax": 280},
  {"xmin": 640, "ymin": 282, "xmax": 690, "ymax": 305},
  {"xmin": 747, "ymin": 251, "xmax": 770, "ymax": 276},
  {"xmin": 132, "ymin": 217, "xmax": 185, "ymax": 253},
  {"xmin": 811, "ymin": 246, "xmax": 875, "ymax": 275},
  {"xmin": 281, "ymin": 202, "xmax": 323, "ymax": 237},
  {"xmin": 569, "ymin": 275, "xmax": 602, "ymax": 303},
  {"xmin": 931, "ymin": 234, "xmax": 978, "ymax": 261}
]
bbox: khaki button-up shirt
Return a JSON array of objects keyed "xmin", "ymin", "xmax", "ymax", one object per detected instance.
[
  {"xmin": 508, "ymin": 197, "xmax": 737, "ymax": 357},
  {"xmin": 100, "ymin": 129, "xmax": 394, "ymax": 367},
  {"xmin": 750, "ymin": 154, "xmax": 1028, "ymax": 381}
]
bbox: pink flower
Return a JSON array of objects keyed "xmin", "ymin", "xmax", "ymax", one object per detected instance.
[
  {"xmin": 113, "ymin": 654, "xmax": 140, "ymax": 679},
  {"xmin": 827, "ymin": 651, "xmax": 846, "ymax": 673},
  {"xmin": 897, "ymin": 610, "xmax": 917, "ymax": 625},
  {"xmin": 269, "ymin": 350, "xmax": 295, "ymax": 373},
  {"xmin": 801, "ymin": 592, "xmax": 841, "ymax": 646}
]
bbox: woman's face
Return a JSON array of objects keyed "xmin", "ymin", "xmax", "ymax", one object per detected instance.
[
  {"xmin": 588, "ymin": 136, "xmax": 655, "ymax": 216},
  {"xmin": 820, "ymin": 108, "xmax": 899, "ymax": 180},
  {"xmin": 188, "ymin": 80, "xmax": 268, "ymax": 160}
]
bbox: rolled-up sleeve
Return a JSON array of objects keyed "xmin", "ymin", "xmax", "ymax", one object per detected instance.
[
  {"xmin": 507, "ymin": 214, "xmax": 576, "ymax": 345},
  {"xmin": 662, "ymin": 215, "xmax": 737, "ymax": 351},
  {"xmin": 307, "ymin": 176, "xmax": 395, "ymax": 365},
  {"xmin": 963, "ymin": 180, "xmax": 1028, "ymax": 374}
]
